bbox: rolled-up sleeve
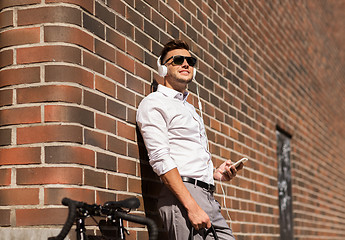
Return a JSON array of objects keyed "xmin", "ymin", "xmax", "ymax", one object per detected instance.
[{"xmin": 136, "ymin": 97, "xmax": 177, "ymax": 176}]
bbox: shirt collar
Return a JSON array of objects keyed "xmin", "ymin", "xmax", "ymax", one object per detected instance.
[{"xmin": 157, "ymin": 84, "xmax": 189, "ymax": 102}]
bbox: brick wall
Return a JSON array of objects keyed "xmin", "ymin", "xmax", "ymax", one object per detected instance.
[{"xmin": 1, "ymin": 0, "xmax": 345, "ymax": 239}]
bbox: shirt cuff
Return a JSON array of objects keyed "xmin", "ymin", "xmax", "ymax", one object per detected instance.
[{"xmin": 149, "ymin": 152, "xmax": 177, "ymax": 176}]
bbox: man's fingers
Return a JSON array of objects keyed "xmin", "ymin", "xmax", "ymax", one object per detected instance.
[{"xmin": 206, "ymin": 220, "xmax": 211, "ymax": 229}]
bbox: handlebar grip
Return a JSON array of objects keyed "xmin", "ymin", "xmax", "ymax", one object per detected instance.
[
  {"xmin": 116, "ymin": 211, "xmax": 158, "ymax": 240},
  {"xmin": 104, "ymin": 197, "xmax": 140, "ymax": 209},
  {"xmin": 48, "ymin": 198, "xmax": 77, "ymax": 240},
  {"xmin": 206, "ymin": 225, "xmax": 219, "ymax": 240}
]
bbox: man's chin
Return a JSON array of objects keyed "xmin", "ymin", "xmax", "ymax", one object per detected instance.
[{"xmin": 177, "ymin": 77, "xmax": 193, "ymax": 84}]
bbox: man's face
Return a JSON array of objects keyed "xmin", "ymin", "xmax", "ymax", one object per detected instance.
[{"xmin": 163, "ymin": 49, "xmax": 194, "ymax": 88}]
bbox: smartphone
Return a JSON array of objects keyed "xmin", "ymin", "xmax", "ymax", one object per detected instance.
[
  {"xmin": 223, "ymin": 157, "xmax": 248, "ymax": 173},
  {"xmin": 232, "ymin": 157, "xmax": 248, "ymax": 168}
]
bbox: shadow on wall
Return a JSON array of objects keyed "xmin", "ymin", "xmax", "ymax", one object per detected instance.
[{"xmin": 136, "ymin": 126, "xmax": 168, "ymax": 238}]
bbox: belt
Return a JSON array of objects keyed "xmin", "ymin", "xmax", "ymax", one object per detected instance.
[{"xmin": 181, "ymin": 177, "xmax": 215, "ymax": 192}]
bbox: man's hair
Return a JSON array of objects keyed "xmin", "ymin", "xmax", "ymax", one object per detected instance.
[{"xmin": 160, "ymin": 39, "xmax": 190, "ymax": 64}]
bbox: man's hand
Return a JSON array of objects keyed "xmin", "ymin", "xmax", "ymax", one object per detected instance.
[
  {"xmin": 214, "ymin": 160, "xmax": 244, "ymax": 181},
  {"xmin": 160, "ymin": 168, "xmax": 211, "ymax": 230},
  {"xmin": 186, "ymin": 200, "xmax": 211, "ymax": 230}
]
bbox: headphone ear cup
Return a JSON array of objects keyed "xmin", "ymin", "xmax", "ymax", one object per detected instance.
[
  {"xmin": 157, "ymin": 56, "xmax": 168, "ymax": 77},
  {"xmin": 193, "ymin": 68, "xmax": 197, "ymax": 79}
]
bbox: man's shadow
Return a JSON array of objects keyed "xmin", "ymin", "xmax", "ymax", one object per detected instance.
[{"xmin": 136, "ymin": 126, "xmax": 168, "ymax": 238}]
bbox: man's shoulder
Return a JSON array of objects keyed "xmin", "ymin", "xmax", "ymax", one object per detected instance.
[
  {"xmin": 137, "ymin": 91, "xmax": 165, "ymax": 110},
  {"xmin": 141, "ymin": 91, "xmax": 164, "ymax": 102}
]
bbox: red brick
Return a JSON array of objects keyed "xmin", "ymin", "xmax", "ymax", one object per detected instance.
[
  {"xmin": 0, "ymin": 89, "xmax": 12, "ymax": 107},
  {"xmin": 117, "ymin": 121, "xmax": 135, "ymax": 141},
  {"xmin": 0, "ymin": 0, "xmax": 40, "ymax": 9},
  {"xmin": 0, "ymin": 188, "xmax": 39, "ymax": 205},
  {"xmin": 108, "ymin": 0, "xmax": 125, "ymax": 16},
  {"xmin": 0, "ymin": 66, "xmax": 40, "ymax": 88},
  {"xmin": 107, "ymin": 99, "xmax": 126, "ymax": 121},
  {"xmin": 128, "ymin": 178, "xmax": 141, "ymax": 194},
  {"xmin": 118, "ymin": 158, "xmax": 136, "ymax": 175},
  {"xmin": 84, "ymin": 90, "xmax": 106, "ymax": 112},
  {"xmin": 0, "ymin": 129, "xmax": 11, "ymax": 146},
  {"xmin": 46, "ymin": 0, "xmax": 94, "ymax": 13},
  {"xmin": 45, "ymin": 105, "xmax": 94, "ymax": 127},
  {"xmin": 106, "ymin": 27, "xmax": 125, "ymax": 51},
  {"xmin": 108, "ymin": 136, "xmax": 127, "ymax": 155},
  {"xmin": 0, "ymin": 147, "xmax": 41, "ymax": 165},
  {"xmin": 96, "ymin": 191, "xmax": 116, "ymax": 205},
  {"xmin": 210, "ymin": 118, "xmax": 221, "ymax": 132},
  {"xmin": 0, "ymin": 169, "xmax": 11, "ymax": 186},
  {"xmin": 0, "ymin": 106, "xmax": 41, "ymax": 126},
  {"xmin": 45, "ymin": 146, "xmax": 95, "ymax": 167},
  {"xmin": 116, "ymin": 51, "xmax": 134, "ymax": 73},
  {"xmin": 84, "ymin": 169, "xmax": 106, "ymax": 188},
  {"xmin": 0, "ymin": 10, "xmax": 13, "ymax": 28},
  {"xmin": 83, "ymin": 12, "xmax": 105, "ymax": 39},
  {"xmin": 17, "ymin": 85, "xmax": 82, "ymax": 104},
  {"xmin": 16, "ymin": 208, "xmax": 68, "ymax": 226},
  {"xmin": 0, "ymin": 209, "xmax": 10, "ymax": 226},
  {"xmin": 17, "ymin": 125, "xmax": 82, "ymax": 145},
  {"xmin": 45, "ymin": 65, "xmax": 94, "ymax": 88},
  {"xmin": 0, "ymin": 27, "xmax": 40, "ymax": 49},
  {"xmin": 17, "ymin": 167, "xmax": 83, "ymax": 185},
  {"xmin": 127, "ymin": 107, "xmax": 137, "ymax": 125},
  {"xmin": 117, "ymin": 84, "xmax": 135, "ymax": 106},
  {"xmin": 83, "ymin": 51, "xmax": 104, "ymax": 74},
  {"xmin": 0, "ymin": 49, "xmax": 13, "ymax": 68},
  {"xmin": 127, "ymin": 74, "xmax": 144, "ymax": 94},
  {"xmin": 126, "ymin": 5, "xmax": 143, "ymax": 29},
  {"xmin": 105, "ymin": 62, "xmax": 125, "ymax": 85},
  {"xmin": 84, "ymin": 129, "xmax": 106, "ymax": 149},
  {"xmin": 127, "ymin": 40, "xmax": 144, "ymax": 61},
  {"xmin": 17, "ymin": 6, "xmax": 81, "ymax": 26},
  {"xmin": 116, "ymin": 15, "xmax": 134, "ymax": 39},
  {"xmin": 96, "ymin": 152, "xmax": 116, "ymax": 171},
  {"xmin": 108, "ymin": 174, "xmax": 127, "ymax": 191},
  {"xmin": 128, "ymin": 142, "xmax": 139, "ymax": 159},
  {"xmin": 137, "ymin": 230, "xmax": 150, "ymax": 240},
  {"xmin": 135, "ymin": 62, "xmax": 151, "ymax": 82},
  {"xmin": 95, "ymin": 38, "xmax": 115, "ymax": 63},
  {"xmin": 135, "ymin": 28, "xmax": 151, "ymax": 50},
  {"xmin": 44, "ymin": 188, "xmax": 95, "ymax": 205},
  {"xmin": 95, "ymin": 114, "xmax": 116, "ymax": 134},
  {"xmin": 95, "ymin": 75, "xmax": 116, "ymax": 97},
  {"xmin": 17, "ymin": 45, "xmax": 81, "ymax": 65},
  {"xmin": 44, "ymin": 25, "xmax": 93, "ymax": 51}
]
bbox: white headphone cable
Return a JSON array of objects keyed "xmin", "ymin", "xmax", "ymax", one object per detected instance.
[
  {"xmin": 196, "ymin": 83, "xmax": 232, "ymax": 225},
  {"xmin": 196, "ymin": 83, "xmax": 209, "ymax": 152},
  {"xmin": 219, "ymin": 176, "xmax": 233, "ymax": 226}
]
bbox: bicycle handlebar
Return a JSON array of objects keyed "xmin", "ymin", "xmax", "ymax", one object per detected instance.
[
  {"xmin": 48, "ymin": 198, "xmax": 79, "ymax": 240},
  {"xmin": 115, "ymin": 211, "xmax": 158, "ymax": 240},
  {"xmin": 48, "ymin": 197, "xmax": 158, "ymax": 240}
]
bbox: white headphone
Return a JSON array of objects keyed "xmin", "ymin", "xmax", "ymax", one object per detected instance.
[{"xmin": 157, "ymin": 56, "xmax": 197, "ymax": 79}]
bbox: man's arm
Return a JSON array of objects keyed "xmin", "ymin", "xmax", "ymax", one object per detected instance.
[{"xmin": 160, "ymin": 168, "xmax": 211, "ymax": 230}]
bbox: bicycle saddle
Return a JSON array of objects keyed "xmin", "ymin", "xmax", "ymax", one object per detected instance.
[{"xmin": 104, "ymin": 197, "xmax": 140, "ymax": 209}]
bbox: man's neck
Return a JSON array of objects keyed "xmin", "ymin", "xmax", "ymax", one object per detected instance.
[{"xmin": 164, "ymin": 79, "xmax": 187, "ymax": 93}]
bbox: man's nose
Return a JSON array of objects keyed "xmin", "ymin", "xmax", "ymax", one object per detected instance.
[{"xmin": 182, "ymin": 59, "xmax": 190, "ymax": 67}]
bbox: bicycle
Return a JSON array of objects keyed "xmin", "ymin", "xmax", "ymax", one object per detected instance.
[{"xmin": 48, "ymin": 197, "xmax": 158, "ymax": 240}]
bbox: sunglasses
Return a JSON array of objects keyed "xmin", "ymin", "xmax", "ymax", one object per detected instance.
[{"xmin": 163, "ymin": 55, "xmax": 197, "ymax": 67}]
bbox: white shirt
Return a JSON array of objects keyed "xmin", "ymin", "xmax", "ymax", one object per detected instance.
[{"xmin": 136, "ymin": 84, "xmax": 214, "ymax": 184}]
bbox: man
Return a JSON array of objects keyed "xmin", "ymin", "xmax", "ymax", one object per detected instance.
[{"xmin": 136, "ymin": 39, "xmax": 243, "ymax": 239}]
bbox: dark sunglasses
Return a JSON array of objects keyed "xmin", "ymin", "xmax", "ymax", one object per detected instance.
[{"xmin": 163, "ymin": 55, "xmax": 197, "ymax": 67}]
